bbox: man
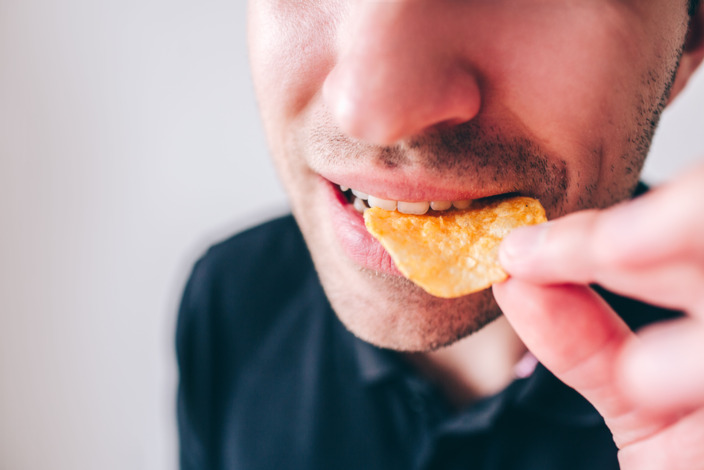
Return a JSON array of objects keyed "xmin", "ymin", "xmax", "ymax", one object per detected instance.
[{"xmin": 178, "ymin": 1, "xmax": 704, "ymax": 468}]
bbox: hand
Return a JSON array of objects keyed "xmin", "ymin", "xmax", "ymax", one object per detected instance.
[{"xmin": 492, "ymin": 162, "xmax": 704, "ymax": 469}]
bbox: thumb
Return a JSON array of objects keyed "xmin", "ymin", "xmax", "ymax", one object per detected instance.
[{"xmin": 493, "ymin": 279, "xmax": 676, "ymax": 448}]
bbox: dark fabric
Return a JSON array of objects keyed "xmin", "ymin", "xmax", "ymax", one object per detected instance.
[{"xmin": 176, "ymin": 213, "xmax": 673, "ymax": 470}]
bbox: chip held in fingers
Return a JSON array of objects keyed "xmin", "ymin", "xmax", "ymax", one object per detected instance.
[{"xmin": 363, "ymin": 196, "xmax": 547, "ymax": 298}]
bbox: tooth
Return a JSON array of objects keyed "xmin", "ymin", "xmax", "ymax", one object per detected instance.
[
  {"xmin": 397, "ymin": 201, "xmax": 430, "ymax": 215},
  {"xmin": 452, "ymin": 200, "xmax": 472, "ymax": 210},
  {"xmin": 353, "ymin": 197, "xmax": 367, "ymax": 213},
  {"xmin": 430, "ymin": 201, "xmax": 452, "ymax": 211},
  {"xmin": 367, "ymin": 195, "xmax": 397, "ymax": 211},
  {"xmin": 351, "ymin": 189, "xmax": 368, "ymax": 200},
  {"xmin": 340, "ymin": 185, "xmax": 349, "ymax": 192}
]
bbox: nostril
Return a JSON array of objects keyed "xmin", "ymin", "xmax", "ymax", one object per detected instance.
[
  {"xmin": 320, "ymin": 0, "xmax": 486, "ymax": 145},
  {"xmin": 324, "ymin": 59, "xmax": 483, "ymax": 145},
  {"xmin": 322, "ymin": 5, "xmax": 483, "ymax": 146}
]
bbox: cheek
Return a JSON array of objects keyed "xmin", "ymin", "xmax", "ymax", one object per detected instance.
[
  {"xmin": 488, "ymin": 6, "xmax": 683, "ymax": 205},
  {"xmin": 497, "ymin": 10, "xmax": 643, "ymax": 147},
  {"xmin": 248, "ymin": 2, "xmax": 337, "ymax": 128}
]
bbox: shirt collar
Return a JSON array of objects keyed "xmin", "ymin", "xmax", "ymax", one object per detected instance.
[
  {"xmin": 341, "ymin": 253, "xmax": 678, "ymax": 430},
  {"xmin": 351, "ymin": 335, "xmax": 404, "ymax": 385},
  {"xmin": 350, "ymin": 331, "xmax": 606, "ymax": 430}
]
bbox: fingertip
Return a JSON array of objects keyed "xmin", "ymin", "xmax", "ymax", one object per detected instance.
[{"xmin": 499, "ymin": 223, "xmax": 550, "ymax": 275}]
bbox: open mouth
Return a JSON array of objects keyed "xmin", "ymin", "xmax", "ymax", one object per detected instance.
[
  {"xmin": 337, "ymin": 184, "xmax": 519, "ymax": 215},
  {"xmin": 324, "ymin": 178, "xmax": 526, "ymax": 276}
]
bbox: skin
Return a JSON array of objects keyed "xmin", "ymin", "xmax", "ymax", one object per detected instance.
[
  {"xmin": 248, "ymin": 0, "xmax": 694, "ymax": 349},
  {"xmin": 495, "ymin": 164, "xmax": 704, "ymax": 467},
  {"xmin": 248, "ymin": 0, "xmax": 704, "ymax": 466}
]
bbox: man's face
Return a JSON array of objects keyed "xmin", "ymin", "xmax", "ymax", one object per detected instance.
[{"xmin": 247, "ymin": 0, "xmax": 691, "ymax": 351}]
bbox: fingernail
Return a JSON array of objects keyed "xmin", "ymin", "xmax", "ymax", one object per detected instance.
[{"xmin": 500, "ymin": 222, "xmax": 550, "ymax": 269}]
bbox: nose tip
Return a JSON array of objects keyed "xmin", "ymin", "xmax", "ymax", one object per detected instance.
[
  {"xmin": 322, "ymin": 3, "xmax": 482, "ymax": 146},
  {"xmin": 324, "ymin": 64, "xmax": 482, "ymax": 145}
]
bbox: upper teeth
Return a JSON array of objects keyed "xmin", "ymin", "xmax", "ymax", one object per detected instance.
[{"xmin": 343, "ymin": 186, "xmax": 471, "ymax": 215}]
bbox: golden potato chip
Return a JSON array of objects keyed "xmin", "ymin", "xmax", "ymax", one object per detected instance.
[{"xmin": 363, "ymin": 196, "xmax": 546, "ymax": 298}]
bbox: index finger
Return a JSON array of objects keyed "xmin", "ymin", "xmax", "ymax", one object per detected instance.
[{"xmin": 498, "ymin": 167, "xmax": 704, "ymax": 312}]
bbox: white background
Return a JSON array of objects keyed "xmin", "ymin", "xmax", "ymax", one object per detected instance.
[{"xmin": 0, "ymin": 1, "xmax": 702, "ymax": 469}]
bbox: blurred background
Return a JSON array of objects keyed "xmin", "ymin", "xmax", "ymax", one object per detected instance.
[{"xmin": 0, "ymin": 1, "xmax": 702, "ymax": 469}]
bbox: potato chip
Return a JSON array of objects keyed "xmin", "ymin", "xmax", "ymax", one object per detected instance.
[{"xmin": 363, "ymin": 196, "xmax": 546, "ymax": 298}]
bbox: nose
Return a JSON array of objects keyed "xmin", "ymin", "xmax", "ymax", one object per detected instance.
[{"xmin": 323, "ymin": 1, "xmax": 482, "ymax": 146}]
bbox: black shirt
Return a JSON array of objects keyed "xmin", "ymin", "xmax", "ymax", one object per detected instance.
[{"xmin": 176, "ymin": 213, "xmax": 676, "ymax": 470}]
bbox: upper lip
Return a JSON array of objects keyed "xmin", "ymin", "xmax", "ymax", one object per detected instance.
[{"xmin": 319, "ymin": 169, "xmax": 526, "ymax": 202}]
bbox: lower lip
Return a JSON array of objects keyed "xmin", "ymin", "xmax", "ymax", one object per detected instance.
[{"xmin": 323, "ymin": 179, "xmax": 402, "ymax": 276}]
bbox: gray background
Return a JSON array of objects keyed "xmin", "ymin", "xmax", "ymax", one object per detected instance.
[{"xmin": 1, "ymin": 1, "xmax": 702, "ymax": 469}]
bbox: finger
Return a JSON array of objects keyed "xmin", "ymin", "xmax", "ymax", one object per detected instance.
[
  {"xmin": 618, "ymin": 407, "xmax": 704, "ymax": 470},
  {"xmin": 618, "ymin": 317, "xmax": 704, "ymax": 413},
  {"xmin": 499, "ymin": 171, "xmax": 704, "ymax": 312},
  {"xmin": 493, "ymin": 279, "xmax": 676, "ymax": 447},
  {"xmin": 503, "ymin": 178, "xmax": 704, "ymax": 275}
]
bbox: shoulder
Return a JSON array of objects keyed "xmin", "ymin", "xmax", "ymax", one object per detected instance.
[
  {"xmin": 176, "ymin": 214, "xmax": 316, "ymax": 356},
  {"xmin": 192, "ymin": 214, "xmax": 309, "ymax": 286},
  {"xmin": 181, "ymin": 215, "xmax": 312, "ymax": 316},
  {"xmin": 176, "ymin": 215, "xmax": 329, "ymax": 468}
]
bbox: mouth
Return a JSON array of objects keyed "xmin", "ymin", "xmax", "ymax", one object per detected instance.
[
  {"xmin": 337, "ymin": 183, "xmax": 521, "ymax": 215},
  {"xmin": 323, "ymin": 177, "xmax": 522, "ymax": 276},
  {"xmin": 339, "ymin": 184, "xmax": 474, "ymax": 215}
]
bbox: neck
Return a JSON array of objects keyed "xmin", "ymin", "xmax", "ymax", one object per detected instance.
[{"xmin": 403, "ymin": 316, "xmax": 528, "ymax": 409}]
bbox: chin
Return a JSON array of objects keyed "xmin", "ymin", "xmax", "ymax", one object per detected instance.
[
  {"xmin": 288, "ymin": 179, "xmax": 504, "ymax": 352},
  {"xmin": 321, "ymin": 261, "xmax": 503, "ymax": 351}
]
